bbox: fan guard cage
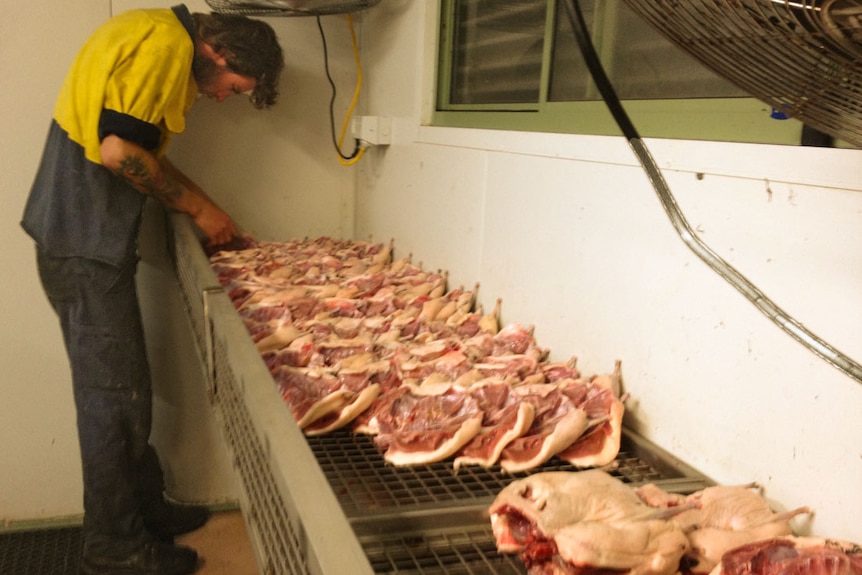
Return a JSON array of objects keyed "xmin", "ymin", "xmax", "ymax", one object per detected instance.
[
  {"xmin": 205, "ymin": 0, "xmax": 381, "ymax": 16},
  {"xmin": 622, "ymin": 0, "xmax": 862, "ymax": 147}
]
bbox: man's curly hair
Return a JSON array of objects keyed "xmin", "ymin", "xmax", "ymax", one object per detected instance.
[{"xmin": 193, "ymin": 12, "xmax": 285, "ymax": 109}]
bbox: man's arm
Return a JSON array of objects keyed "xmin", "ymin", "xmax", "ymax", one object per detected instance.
[{"xmin": 100, "ymin": 134, "xmax": 237, "ymax": 245}]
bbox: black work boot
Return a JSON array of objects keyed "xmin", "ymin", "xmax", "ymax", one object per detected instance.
[
  {"xmin": 80, "ymin": 539, "xmax": 199, "ymax": 575},
  {"xmin": 136, "ymin": 445, "xmax": 211, "ymax": 541},
  {"xmin": 142, "ymin": 498, "xmax": 211, "ymax": 542}
]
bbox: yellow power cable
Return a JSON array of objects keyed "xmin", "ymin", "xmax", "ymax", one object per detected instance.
[{"xmin": 337, "ymin": 14, "xmax": 366, "ymax": 166}]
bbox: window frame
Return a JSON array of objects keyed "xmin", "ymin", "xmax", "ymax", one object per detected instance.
[{"xmin": 434, "ymin": 0, "xmax": 806, "ymax": 146}]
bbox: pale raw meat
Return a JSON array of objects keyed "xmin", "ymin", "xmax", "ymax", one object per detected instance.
[
  {"xmin": 555, "ymin": 397, "xmax": 624, "ymax": 468},
  {"xmin": 303, "ymin": 383, "xmax": 381, "ymax": 436},
  {"xmin": 368, "ymin": 383, "xmax": 484, "ymax": 466},
  {"xmin": 555, "ymin": 362, "xmax": 626, "ymax": 468},
  {"xmin": 540, "ymin": 357, "xmax": 581, "ymax": 382},
  {"xmin": 709, "ymin": 536, "xmax": 862, "ymax": 575},
  {"xmin": 553, "ymin": 518, "xmax": 691, "ymax": 575},
  {"xmin": 489, "ymin": 470, "xmax": 693, "ymax": 575},
  {"xmin": 685, "ymin": 507, "xmax": 811, "ymax": 573},
  {"xmin": 636, "ymin": 482, "xmax": 811, "ymax": 574},
  {"xmin": 273, "ymin": 362, "xmax": 381, "ymax": 434},
  {"xmin": 490, "ymin": 470, "xmax": 652, "ymax": 546},
  {"xmin": 492, "ymin": 322, "xmax": 539, "ymax": 356},
  {"xmin": 498, "ymin": 385, "xmax": 589, "ymax": 473},
  {"xmin": 634, "ymin": 483, "xmax": 688, "ymax": 508},
  {"xmin": 209, "ymin": 235, "xmax": 630, "ymax": 471},
  {"xmin": 453, "ymin": 381, "xmax": 536, "ymax": 470},
  {"xmin": 254, "ymin": 321, "xmax": 305, "ymax": 353},
  {"xmin": 352, "ymin": 384, "xmax": 404, "ymax": 435},
  {"xmin": 478, "ymin": 298, "xmax": 502, "ymax": 334},
  {"xmin": 313, "ymin": 334, "xmax": 375, "ymax": 366},
  {"xmin": 273, "ymin": 366, "xmax": 345, "ymax": 428}
]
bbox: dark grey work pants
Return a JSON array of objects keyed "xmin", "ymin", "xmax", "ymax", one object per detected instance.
[{"xmin": 36, "ymin": 249, "xmax": 165, "ymax": 556}]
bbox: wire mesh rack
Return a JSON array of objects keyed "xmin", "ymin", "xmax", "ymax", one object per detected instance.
[
  {"xmin": 169, "ymin": 213, "xmax": 712, "ymax": 575},
  {"xmin": 213, "ymin": 335, "xmax": 309, "ymax": 575},
  {"xmin": 361, "ymin": 525, "xmax": 527, "ymax": 575},
  {"xmin": 307, "ymin": 428, "xmax": 706, "ymax": 517}
]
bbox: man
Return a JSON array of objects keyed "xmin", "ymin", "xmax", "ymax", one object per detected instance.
[{"xmin": 21, "ymin": 5, "xmax": 284, "ymax": 575}]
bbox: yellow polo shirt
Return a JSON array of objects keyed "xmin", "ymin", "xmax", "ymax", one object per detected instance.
[
  {"xmin": 22, "ymin": 5, "xmax": 199, "ymax": 266},
  {"xmin": 54, "ymin": 6, "xmax": 198, "ymax": 164}
]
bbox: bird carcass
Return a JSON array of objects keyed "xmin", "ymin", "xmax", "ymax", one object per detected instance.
[{"xmin": 489, "ymin": 470, "xmax": 694, "ymax": 575}]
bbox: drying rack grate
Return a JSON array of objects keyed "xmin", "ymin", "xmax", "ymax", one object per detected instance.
[
  {"xmin": 307, "ymin": 424, "xmax": 706, "ymax": 574},
  {"xmin": 169, "ymin": 213, "xmax": 712, "ymax": 575},
  {"xmin": 361, "ymin": 525, "xmax": 526, "ymax": 575},
  {"xmin": 307, "ymin": 428, "xmax": 691, "ymax": 516}
]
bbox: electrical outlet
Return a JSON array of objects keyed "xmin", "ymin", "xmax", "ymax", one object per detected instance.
[{"xmin": 350, "ymin": 116, "xmax": 391, "ymax": 146}]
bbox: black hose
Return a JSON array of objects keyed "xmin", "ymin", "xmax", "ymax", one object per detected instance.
[{"xmin": 560, "ymin": 0, "xmax": 639, "ymax": 140}]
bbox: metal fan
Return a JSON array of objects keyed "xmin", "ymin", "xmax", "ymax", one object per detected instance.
[
  {"xmin": 204, "ymin": 0, "xmax": 381, "ymax": 16},
  {"xmin": 621, "ymin": 0, "xmax": 862, "ymax": 148}
]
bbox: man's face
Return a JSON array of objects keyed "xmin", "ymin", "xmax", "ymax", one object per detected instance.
[{"xmin": 194, "ymin": 49, "xmax": 257, "ymax": 103}]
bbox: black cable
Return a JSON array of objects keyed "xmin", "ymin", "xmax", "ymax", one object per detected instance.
[
  {"xmin": 316, "ymin": 16, "xmax": 361, "ymax": 160},
  {"xmin": 560, "ymin": 0, "xmax": 639, "ymax": 140},
  {"xmin": 560, "ymin": 0, "xmax": 862, "ymax": 383}
]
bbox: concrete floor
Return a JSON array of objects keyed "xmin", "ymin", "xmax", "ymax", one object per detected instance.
[{"xmin": 177, "ymin": 510, "xmax": 259, "ymax": 575}]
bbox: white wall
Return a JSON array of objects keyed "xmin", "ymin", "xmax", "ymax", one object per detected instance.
[
  {"xmin": 354, "ymin": 0, "xmax": 862, "ymax": 542},
  {"xmin": 1, "ymin": 0, "xmax": 106, "ymax": 527},
  {"xmin": 166, "ymin": 10, "xmax": 360, "ymax": 241},
  {"xmin": 1, "ymin": 0, "xmax": 357, "ymax": 525},
  {"xmin": 4, "ymin": 0, "xmax": 860, "ymax": 546}
]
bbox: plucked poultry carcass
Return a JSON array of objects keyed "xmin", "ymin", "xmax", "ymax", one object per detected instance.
[
  {"xmin": 209, "ymin": 235, "xmax": 630, "ymax": 471},
  {"xmin": 358, "ymin": 382, "xmax": 484, "ymax": 466},
  {"xmin": 709, "ymin": 536, "xmax": 862, "ymax": 575},
  {"xmin": 497, "ymin": 384, "xmax": 589, "ymax": 473},
  {"xmin": 489, "ymin": 470, "xmax": 694, "ymax": 575},
  {"xmin": 452, "ymin": 379, "xmax": 536, "ymax": 470},
  {"xmin": 272, "ymin": 365, "xmax": 381, "ymax": 435},
  {"xmin": 556, "ymin": 360, "xmax": 627, "ymax": 468},
  {"xmin": 634, "ymin": 482, "xmax": 811, "ymax": 574}
]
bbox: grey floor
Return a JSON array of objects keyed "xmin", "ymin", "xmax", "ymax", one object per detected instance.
[{"xmin": 0, "ymin": 510, "xmax": 257, "ymax": 575}]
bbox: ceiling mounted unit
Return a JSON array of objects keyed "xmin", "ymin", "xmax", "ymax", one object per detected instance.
[
  {"xmin": 205, "ymin": 0, "xmax": 381, "ymax": 16},
  {"xmin": 621, "ymin": 0, "xmax": 862, "ymax": 147}
]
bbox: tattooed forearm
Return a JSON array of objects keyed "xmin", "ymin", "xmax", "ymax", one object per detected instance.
[{"xmin": 115, "ymin": 154, "xmax": 183, "ymax": 205}]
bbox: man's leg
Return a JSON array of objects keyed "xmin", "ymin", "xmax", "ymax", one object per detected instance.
[
  {"xmin": 36, "ymin": 251, "xmax": 198, "ymax": 575},
  {"xmin": 137, "ymin": 443, "xmax": 210, "ymax": 542}
]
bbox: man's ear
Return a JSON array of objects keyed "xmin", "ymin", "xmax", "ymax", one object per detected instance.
[{"xmin": 198, "ymin": 41, "xmax": 228, "ymax": 67}]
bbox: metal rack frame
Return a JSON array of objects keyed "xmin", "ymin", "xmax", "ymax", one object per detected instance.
[
  {"xmin": 168, "ymin": 213, "xmax": 712, "ymax": 575},
  {"xmin": 170, "ymin": 214, "xmax": 375, "ymax": 575}
]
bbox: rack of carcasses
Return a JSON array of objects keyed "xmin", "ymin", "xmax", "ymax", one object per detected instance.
[{"xmin": 168, "ymin": 213, "xmax": 712, "ymax": 575}]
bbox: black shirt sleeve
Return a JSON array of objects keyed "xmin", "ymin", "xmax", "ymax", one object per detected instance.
[{"xmin": 98, "ymin": 109, "xmax": 162, "ymax": 151}]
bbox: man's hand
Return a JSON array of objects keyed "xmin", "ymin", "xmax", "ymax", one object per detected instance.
[
  {"xmin": 100, "ymin": 135, "xmax": 239, "ymax": 246},
  {"xmin": 193, "ymin": 202, "xmax": 238, "ymax": 247}
]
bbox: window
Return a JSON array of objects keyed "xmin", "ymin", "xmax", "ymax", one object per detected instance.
[
  {"xmin": 436, "ymin": 0, "xmax": 805, "ymax": 144},
  {"xmin": 446, "ymin": 1, "xmax": 546, "ymax": 106}
]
